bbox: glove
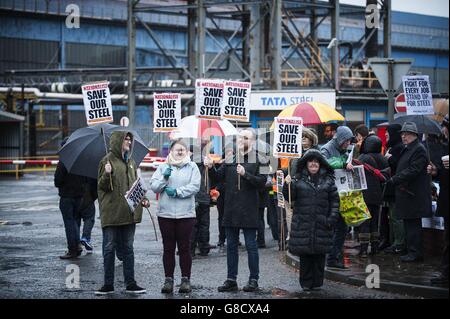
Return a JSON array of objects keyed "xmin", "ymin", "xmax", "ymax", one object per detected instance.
[
  {"xmin": 165, "ymin": 187, "xmax": 177, "ymax": 198},
  {"xmin": 163, "ymin": 167, "xmax": 172, "ymax": 180}
]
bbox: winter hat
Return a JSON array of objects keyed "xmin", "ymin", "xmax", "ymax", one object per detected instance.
[
  {"xmin": 386, "ymin": 123, "xmax": 402, "ymax": 148},
  {"xmin": 334, "ymin": 126, "xmax": 354, "ymax": 145}
]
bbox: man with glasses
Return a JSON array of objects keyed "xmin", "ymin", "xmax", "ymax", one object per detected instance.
[
  {"xmin": 205, "ymin": 129, "xmax": 266, "ymax": 292},
  {"xmin": 95, "ymin": 131, "xmax": 150, "ymax": 295}
]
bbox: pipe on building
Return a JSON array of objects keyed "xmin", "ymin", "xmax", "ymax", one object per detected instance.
[{"xmin": 0, "ymin": 87, "xmax": 194, "ymax": 103}]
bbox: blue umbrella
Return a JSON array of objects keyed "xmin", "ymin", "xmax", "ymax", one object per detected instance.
[{"xmin": 58, "ymin": 123, "xmax": 149, "ymax": 179}]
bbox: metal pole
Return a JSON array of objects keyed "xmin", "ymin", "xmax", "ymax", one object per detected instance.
[
  {"xmin": 197, "ymin": 0, "xmax": 206, "ymax": 78},
  {"xmin": 249, "ymin": 3, "xmax": 261, "ymax": 84},
  {"xmin": 387, "ymin": 58, "xmax": 395, "ymax": 123},
  {"xmin": 271, "ymin": 0, "xmax": 282, "ymax": 90},
  {"xmin": 383, "ymin": 0, "xmax": 392, "ymax": 58},
  {"xmin": 127, "ymin": 0, "xmax": 136, "ymax": 126},
  {"xmin": 188, "ymin": 0, "xmax": 197, "ymax": 77},
  {"xmin": 331, "ymin": 0, "xmax": 340, "ymax": 90}
]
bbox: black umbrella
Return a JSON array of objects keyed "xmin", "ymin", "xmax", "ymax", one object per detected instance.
[
  {"xmin": 58, "ymin": 123, "xmax": 149, "ymax": 179},
  {"xmin": 392, "ymin": 115, "xmax": 442, "ymax": 135}
]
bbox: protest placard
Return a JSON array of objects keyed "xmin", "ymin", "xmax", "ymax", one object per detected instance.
[
  {"xmin": 195, "ymin": 79, "xmax": 224, "ymax": 120},
  {"xmin": 276, "ymin": 170, "xmax": 285, "ymax": 208},
  {"xmin": 402, "ymin": 75, "xmax": 434, "ymax": 115},
  {"xmin": 125, "ymin": 177, "xmax": 148, "ymax": 213},
  {"xmin": 334, "ymin": 165, "xmax": 368, "ymax": 193},
  {"xmin": 153, "ymin": 93, "xmax": 181, "ymax": 132},
  {"xmin": 273, "ymin": 117, "xmax": 303, "ymax": 158},
  {"xmin": 81, "ymin": 81, "xmax": 113, "ymax": 126},
  {"xmin": 221, "ymin": 81, "xmax": 251, "ymax": 122}
]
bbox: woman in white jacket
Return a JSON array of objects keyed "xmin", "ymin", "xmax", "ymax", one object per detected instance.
[{"xmin": 150, "ymin": 139, "xmax": 201, "ymax": 294}]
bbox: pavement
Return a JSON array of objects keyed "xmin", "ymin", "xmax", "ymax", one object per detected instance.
[
  {"xmin": 0, "ymin": 171, "xmax": 440, "ymax": 299},
  {"xmin": 285, "ymin": 239, "xmax": 449, "ymax": 299}
]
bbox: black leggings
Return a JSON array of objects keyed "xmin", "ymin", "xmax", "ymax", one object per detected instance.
[{"xmin": 158, "ymin": 217, "xmax": 196, "ymax": 278}]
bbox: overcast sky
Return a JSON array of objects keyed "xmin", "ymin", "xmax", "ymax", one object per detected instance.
[{"xmin": 338, "ymin": 0, "xmax": 449, "ymax": 18}]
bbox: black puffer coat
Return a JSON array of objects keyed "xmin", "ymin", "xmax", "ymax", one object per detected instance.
[
  {"xmin": 357, "ymin": 135, "xmax": 389, "ymax": 205},
  {"xmin": 283, "ymin": 149, "xmax": 340, "ymax": 256}
]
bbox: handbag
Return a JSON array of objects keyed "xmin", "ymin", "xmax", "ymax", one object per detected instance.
[{"xmin": 339, "ymin": 190, "xmax": 372, "ymax": 226}]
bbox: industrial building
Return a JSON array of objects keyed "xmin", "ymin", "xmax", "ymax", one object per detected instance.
[{"xmin": 0, "ymin": 0, "xmax": 448, "ymax": 157}]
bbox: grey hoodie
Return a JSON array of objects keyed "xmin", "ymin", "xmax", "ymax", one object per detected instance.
[{"xmin": 320, "ymin": 126, "xmax": 353, "ymax": 159}]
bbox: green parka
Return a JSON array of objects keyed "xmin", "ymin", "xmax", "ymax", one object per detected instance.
[{"xmin": 98, "ymin": 131, "xmax": 144, "ymax": 228}]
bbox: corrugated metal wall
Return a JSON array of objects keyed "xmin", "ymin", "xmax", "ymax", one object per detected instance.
[
  {"xmin": 0, "ymin": 37, "xmax": 59, "ymax": 71},
  {"xmin": 0, "ymin": 122, "xmax": 22, "ymax": 171},
  {"xmin": 65, "ymin": 42, "xmax": 126, "ymax": 68}
]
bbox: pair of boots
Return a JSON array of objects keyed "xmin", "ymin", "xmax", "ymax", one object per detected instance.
[{"xmin": 161, "ymin": 277, "xmax": 192, "ymax": 294}]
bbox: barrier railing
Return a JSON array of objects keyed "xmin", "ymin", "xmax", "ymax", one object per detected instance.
[{"xmin": 0, "ymin": 156, "xmax": 166, "ymax": 179}]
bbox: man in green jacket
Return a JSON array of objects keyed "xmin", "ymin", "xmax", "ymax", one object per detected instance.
[{"xmin": 95, "ymin": 131, "xmax": 150, "ymax": 295}]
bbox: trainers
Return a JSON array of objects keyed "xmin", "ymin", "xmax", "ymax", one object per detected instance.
[
  {"xmin": 400, "ymin": 254, "xmax": 424, "ymax": 263},
  {"xmin": 218, "ymin": 280, "xmax": 238, "ymax": 292},
  {"xmin": 384, "ymin": 245, "xmax": 406, "ymax": 255},
  {"xmin": 95, "ymin": 285, "xmax": 114, "ymax": 295},
  {"xmin": 80, "ymin": 238, "xmax": 93, "ymax": 253},
  {"xmin": 161, "ymin": 277, "xmax": 174, "ymax": 294},
  {"xmin": 179, "ymin": 277, "xmax": 192, "ymax": 293},
  {"xmin": 125, "ymin": 283, "xmax": 146, "ymax": 294},
  {"xmin": 243, "ymin": 279, "xmax": 259, "ymax": 292},
  {"xmin": 326, "ymin": 261, "xmax": 349, "ymax": 270},
  {"xmin": 59, "ymin": 251, "xmax": 78, "ymax": 260}
]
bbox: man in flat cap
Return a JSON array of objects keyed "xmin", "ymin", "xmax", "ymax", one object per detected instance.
[{"xmin": 387, "ymin": 122, "xmax": 432, "ymax": 262}]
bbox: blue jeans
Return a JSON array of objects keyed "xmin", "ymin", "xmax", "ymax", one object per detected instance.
[
  {"xmin": 80, "ymin": 203, "xmax": 95, "ymax": 241},
  {"xmin": 59, "ymin": 197, "xmax": 81, "ymax": 252},
  {"xmin": 327, "ymin": 214, "xmax": 348, "ymax": 264},
  {"xmin": 102, "ymin": 224, "xmax": 136, "ymax": 287},
  {"xmin": 225, "ymin": 227, "xmax": 259, "ymax": 281}
]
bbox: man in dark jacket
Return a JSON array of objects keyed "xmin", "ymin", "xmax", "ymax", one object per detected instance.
[
  {"xmin": 54, "ymin": 144, "xmax": 85, "ymax": 259},
  {"xmin": 283, "ymin": 149, "xmax": 340, "ymax": 290},
  {"xmin": 206, "ymin": 129, "xmax": 266, "ymax": 292},
  {"xmin": 383, "ymin": 124, "xmax": 406, "ymax": 254},
  {"xmin": 387, "ymin": 122, "xmax": 432, "ymax": 262},
  {"xmin": 191, "ymin": 141, "xmax": 214, "ymax": 257},
  {"xmin": 428, "ymin": 114, "xmax": 449, "ymax": 285},
  {"xmin": 357, "ymin": 135, "xmax": 389, "ymax": 256},
  {"xmin": 95, "ymin": 131, "xmax": 150, "ymax": 295}
]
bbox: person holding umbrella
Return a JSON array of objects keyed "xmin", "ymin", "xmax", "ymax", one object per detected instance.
[
  {"xmin": 54, "ymin": 137, "xmax": 85, "ymax": 259},
  {"xmin": 95, "ymin": 131, "xmax": 150, "ymax": 295},
  {"xmin": 150, "ymin": 139, "xmax": 201, "ymax": 294},
  {"xmin": 386, "ymin": 122, "xmax": 432, "ymax": 262}
]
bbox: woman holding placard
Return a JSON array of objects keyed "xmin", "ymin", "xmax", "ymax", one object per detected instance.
[
  {"xmin": 283, "ymin": 149, "xmax": 340, "ymax": 291},
  {"xmin": 150, "ymin": 139, "xmax": 201, "ymax": 294}
]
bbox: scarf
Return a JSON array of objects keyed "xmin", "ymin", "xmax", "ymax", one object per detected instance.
[{"xmin": 167, "ymin": 152, "xmax": 191, "ymax": 167}]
